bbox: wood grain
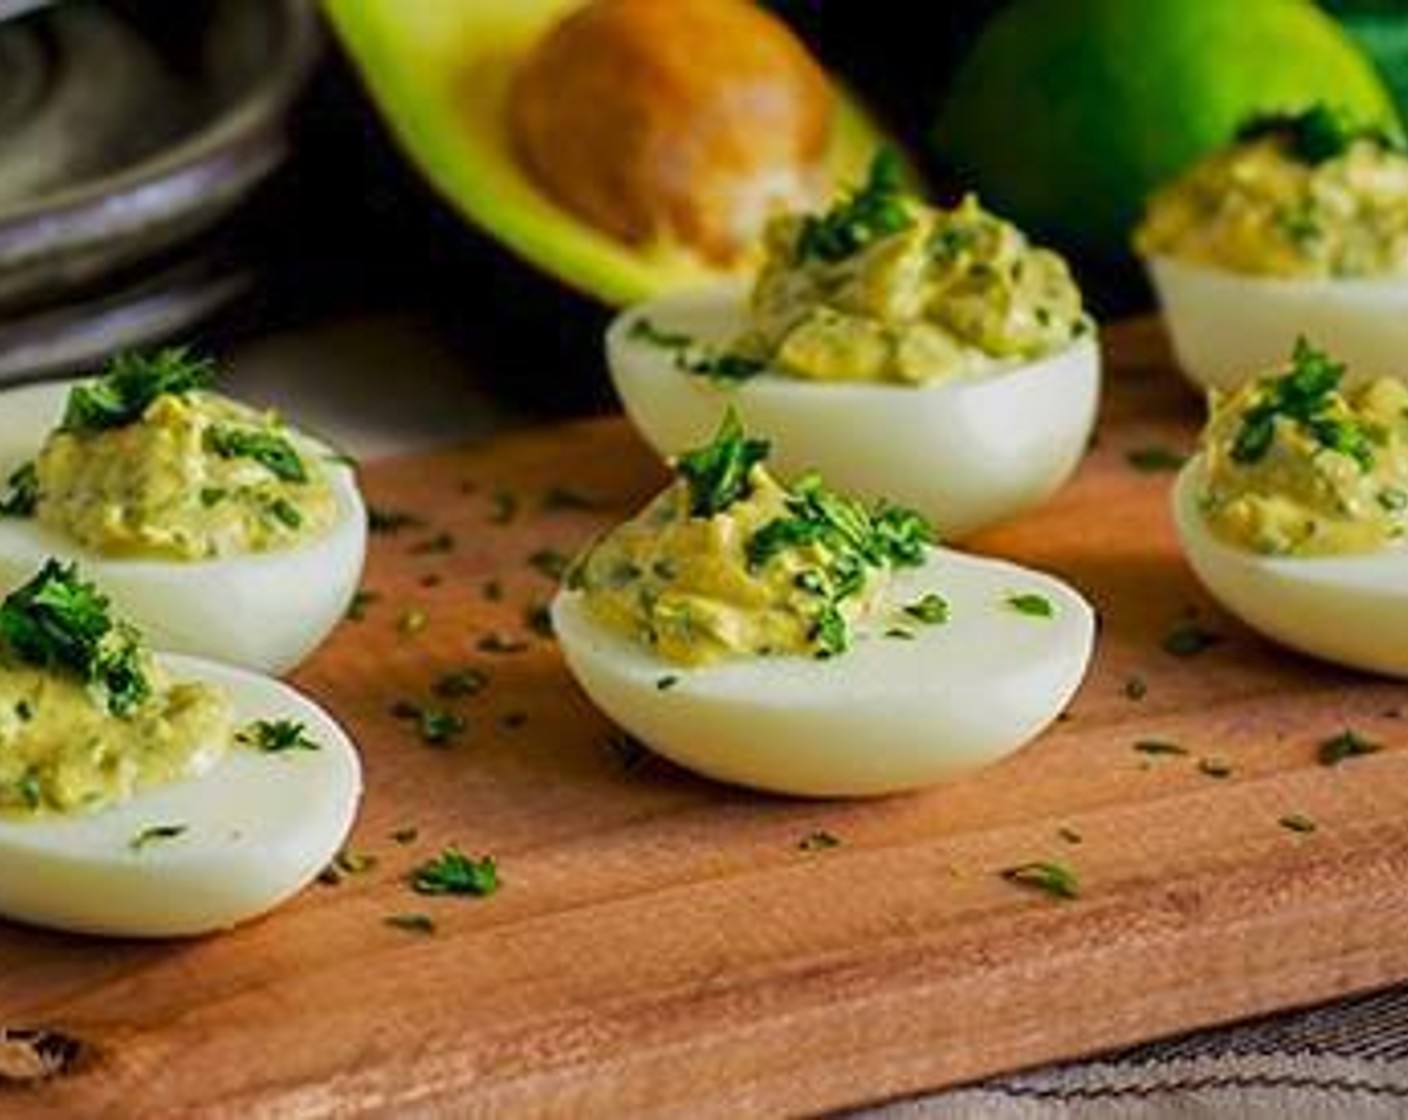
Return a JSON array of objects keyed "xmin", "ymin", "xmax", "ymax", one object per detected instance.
[{"xmin": 6, "ymin": 320, "xmax": 1408, "ymax": 1117}]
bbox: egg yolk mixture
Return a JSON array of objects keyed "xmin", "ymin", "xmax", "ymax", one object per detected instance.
[
  {"xmin": 0, "ymin": 562, "xmax": 232, "ymax": 819},
  {"xmin": 1137, "ymin": 106, "xmax": 1408, "ymax": 279},
  {"xmin": 738, "ymin": 151, "xmax": 1086, "ymax": 384},
  {"xmin": 1200, "ymin": 340, "xmax": 1408, "ymax": 556},
  {"xmin": 5, "ymin": 349, "xmax": 338, "ymax": 559},
  {"xmin": 573, "ymin": 412, "xmax": 932, "ymax": 665}
]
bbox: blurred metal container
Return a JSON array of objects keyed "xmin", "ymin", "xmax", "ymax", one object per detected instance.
[{"xmin": 0, "ymin": 0, "xmax": 319, "ymax": 381}]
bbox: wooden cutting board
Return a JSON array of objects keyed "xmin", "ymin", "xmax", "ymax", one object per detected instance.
[{"xmin": 6, "ymin": 319, "xmax": 1408, "ymax": 1118}]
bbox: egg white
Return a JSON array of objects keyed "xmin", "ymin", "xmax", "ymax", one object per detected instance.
[
  {"xmin": 1147, "ymin": 256, "xmax": 1408, "ymax": 393},
  {"xmin": 606, "ymin": 283, "xmax": 1102, "ymax": 540},
  {"xmin": 552, "ymin": 546, "xmax": 1094, "ymax": 797},
  {"xmin": 0, "ymin": 654, "xmax": 362, "ymax": 938},
  {"xmin": 0, "ymin": 381, "xmax": 367, "ymax": 675},
  {"xmin": 1174, "ymin": 458, "xmax": 1408, "ymax": 677}
]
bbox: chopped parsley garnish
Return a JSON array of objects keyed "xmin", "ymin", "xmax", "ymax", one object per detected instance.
[
  {"xmin": 411, "ymin": 847, "xmax": 499, "ymax": 897},
  {"xmin": 524, "ymin": 602, "xmax": 554, "ymax": 638},
  {"xmin": 129, "ymin": 824, "xmax": 187, "ymax": 852},
  {"xmin": 1199, "ymin": 757, "xmax": 1234, "ymax": 779},
  {"xmin": 1278, "ymin": 812, "xmax": 1317, "ymax": 834},
  {"xmin": 433, "ymin": 667, "xmax": 489, "ymax": 699},
  {"xmin": 346, "ymin": 589, "xmax": 379, "ymax": 621},
  {"xmin": 1001, "ymin": 860, "xmax": 1079, "ymax": 900},
  {"xmin": 410, "ymin": 532, "xmax": 455, "ymax": 555},
  {"xmin": 205, "ymin": 426, "xmax": 308, "ymax": 484},
  {"xmin": 1125, "ymin": 446, "xmax": 1187, "ymax": 473},
  {"xmin": 0, "ymin": 560, "xmax": 149, "ymax": 717},
  {"xmin": 746, "ymin": 465, "xmax": 933, "ymax": 658},
  {"xmin": 237, "ymin": 718, "xmax": 320, "ymax": 753},
  {"xmin": 1230, "ymin": 340, "xmax": 1373, "ymax": 471},
  {"xmin": 675, "ymin": 349, "xmax": 766, "ymax": 384},
  {"xmin": 528, "ymin": 548, "xmax": 570, "ymax": 580},
  {"xmin": 384, "ymin": 913, "xmax": 436, "ymax": 935},
  {"xmin": 1123, "ymin": 675, "xmax": 1148, "ymax": 701},
  {"xmin": 416, "ymin": 709, "xmax": 466, "ymax": 747},
  {"xmin": 655, "ymin": 675, "xmax": 679, "ymax": 691},
  {"xmin": 0, "ymin": 462, "xmax": 38, "ymax": 517},
  {"xmin": 541, "ymin": 485, "xmax": 601, "ymax": 512},
  {"xmin": 368, "ymin": 507, "xmax": 423, "ymax": 534},
  {"xmin": 903, "ymin": 592, "xmax": 950, "ymax": 625},
  {"xmin": 489, "ymin": 489, "xmax": 519, "ymax": 525},
  {"xmin": 390, "ymin": 826, "xmax": 419, "ymax": 845},
  {"xmin": 267, "ymin": 497, "xmax": 303, "ymax": 529},
  {"xmin": 1056, "ymin": 826, "xmax": 1083, "ymax": 845},
  {"xmin": 885, "ymin": 627, "xmax": 915, "ymax": 640},
  {"xmin": 676, "ymin": 409, "xmax": 770, "ymax": 518},
  {"xmin": 15, "ymin": 770, "xmax": 42, "ymax": 810},
  {"xmin": 1133, "ymin": 739, "xmax": 1188, "ymax": 757},
  {"xmin": 1163, "ymin": 622, "xmax": 1220, "ymax": 657},
  {"xmin": 199, "ymin": 486, "xmax": 227, "ymax": 509},
  {"xmin": 1007, "ymin": 593, "xmax": 1054, "ymax": 618},
  {"xmin": 628, "ymin": 317, "xmax": 693, "ymax": 351},
  {"xmin": 795, "ymin": 148, "xmax": 913, "ymax": 265},
  {"xmin": 62, "ymin": 347, "xmax": 214, "ymax": 432},
  {"xmin": 1237, "ymin": 103, "xmax": 1404, "ymax": 165},
  {"xmin": 1318, "ymin": 728, "xmax": 1382, "ymax": 766},
  {"xmin": 319, "ymin": 848, "xmax": 378, "ymax": 885},
  {"xmin": 798, "ymin": 830, "xmax": 841, "ymax": 852}
]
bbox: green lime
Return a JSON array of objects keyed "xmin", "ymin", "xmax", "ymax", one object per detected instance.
[{"xmin": 934, "ymin": 0, "xmax": 1401, "ymax": 262}]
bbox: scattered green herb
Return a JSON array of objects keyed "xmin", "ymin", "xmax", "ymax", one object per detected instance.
[
  {"xmin": 1163, "ymin": 623, "xmax": 1220, "ymax": 657},
  {"xmin": 1279, "ymin": 812, "xmax": 1317, "ymax": 834},
  {"xmin": 416, "ymin": 709, "xmax": 466, "ymax": 747},
  {"xmin": 1123, "ymin": 675, "xmax": 1148, "ymax": 701},
  {"xmin": 1001, "ymin": 861, "xmax": 1080, "ymax": 900},
  {"xmin": 1199, "ymin": 757, "xmax": 1234, "ymax": 779},
  {"xmin": 62, "ymin": 348, "xmax": 214, "ymax": 432},
  {"xmin": 655, "ymin": 675, "xmax": 680, "ymax": 691},
  {"xmin": 384, "ymin": 913, "xmax": 436, "ymax": 935},
  {"xmin": 1007, "ymin": 593, "xmax": 1054, "ymax": 618},
  {"xmin": 606, "ymin": 730, "xmax": 649, "ymax": 771},
  {"xmin": 198, "ymin": 486, "xmax": 227, "ymax": 509},
  {"xmin": 412, "ymin": 847, "xmax": 499, "ymax": 897},
  {"xmin": 798, "ymin": 830, "xmax": 841, "ymax": 852},
  {"xmin": 0, "ymin": 560, "xmax": 149, "ymax": 717},
  {"xmin": 1237, "ymin": 103, "xmax": 1404, "ymax": 165},
  {"xmin": 267, "ymin": 497, "xmax": 303, "ymax": 530},
  {"xmin": 391, "ymin": 826, "xmax": 419, "ymax": 845},
  {"xmin": 205, "ymin": 426, "xmax": 307, "ymax": 484},
  {"xmin": 0, "ymin": 462, "xmax": 38, "ymax": 517},
  {"xmin": 237, "ymin": 718, "xmax": 320, "ymax": 753},
  {"xmin": 524, "ymin": 603, "xmax": 554, "ymax": 639},
  {"xmin": 1125, "ymin": 446, "xmax": 1187, "ymax": 473},
  {"xmin": 628, "ymin": 317, "xmax": 693, "ymax": 351},
  {"xmin": 1056, "ymin": 826, "xmax": 1083, "ymax": 845},
  {"xmin": 795, "ymin": 148, "xmax": 913, "ymax": 264},
  {"xmin": 676, "ymin": 409, "xmax": 770, "ymax": 518},
  {"xmin": 1319, "ymin": 728, "xmax": 1383, "ymax": 766},
  {"xmin": 410, "ymin": 532, "xmax": 455, "ymax": 555},
  {"xmin": 489, "ymin": 489, "xmax": 519, "ymax": 525},
  {"xmin": 528, "ymin": 548, "xmax": 570, "ymax": 580},
  {"xmin": 433, "ymin": 667, "xmax": 489, "ymax": 699},
  {"xmin": 885, "ymin": 627, "xmax": 915, "ymax": 640},
  {"xmin": 346, "ymin": 589, "xmax": 379, "ymax": 621},
  {"xmin": 129, "ymin": 824, "xmax": 187, "ymax": 852},
  {"xmin": 368, "ymin": 507, "xmax": 423, "ymax": 534},
  {"xmin": 319, "ymin": 848, "xmax": 378, "ymax": 885},
  {"xmin": 1134, "ymin": 739, "xmax": 1188, "ymax": 757},
  {"xmin": 541, "ymin": 485, "xmax": 601, "ymax": 512},
  {"xmin": 903, "ymin": 592, "xmax": 950, "ymax": 625}
]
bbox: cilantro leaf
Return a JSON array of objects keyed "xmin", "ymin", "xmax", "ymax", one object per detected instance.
[
  {"xmin": 1230, "ymin": 339, "xmax": 1370, "ymax": 469},
  {"xmin": 1001, "ymin": 860, "xmax": 1080, "ymax": 900},
  {"xmin": 62, "ymin": 348, "xmax": 215, "ymax": 432},
  {"xmin": 237, "ymin": 718, "xmax": 320, "ymax": 753},
  {"xmin": 1237, "ymin": 103, "xmax": 1404, "ymax": 165},
  {"xmin": 675, "ymin": 409, "xmax": 770, "ymax": 517},
  {"xmin": 0, "ymin": 462, "xmax": 37, "ymax": 517}
]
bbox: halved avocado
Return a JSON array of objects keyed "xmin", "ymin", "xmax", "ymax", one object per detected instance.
[{"xmin": 322, "ymin": 0, "xmax": 898, "ymax": 307}]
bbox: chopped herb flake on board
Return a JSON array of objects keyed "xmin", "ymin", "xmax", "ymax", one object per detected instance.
[
  {"xmin": 1319, "ymin": 728, "xmax": 1382, "ymax": 766},
  {"xmin": 368, "ymin": 507, "xmax": 423, "ymax": 534},
  {"xmin": 1133, "ymin": 739, "xmax": 1188, "ymax": 757},
  {"xmin": 1007, "ymin": 593, "xmax": 1054, "ymax": 618},
  {"xmin": 129, "ymin": 824, "xmax": 187, "ymax": 852},
  {"xmin": 237, "ymin": 719, "xmax": 320, "ymax": 753},
  {"xmin": 433, "ymin": 668, "xmax": 489, "ymax": 699},
  {"xmin": 1001, "ymin": 861, "xmax": 1079, "ymax": 900},
  {"xmin": 412, "ymin": 848, "xmax": 499, "ymax": 897},
  {"xmin": 384, "ymin": 913, "xmax": 436, "ymax": 935},
  {"xmin": 798, "ymin": 830, "xmax": 841, "ymax": 852},
  {"xmin": 1125, "ymin": 446, "xmax": 1188, "ymax": 473},
  {"xmin": 903, "ymin": 592, "xmax": 950, "ymax": 625},
  {"xmin": 1163, "ymin": 623, "xmax": 1220, "ymax": 657},
  {"xmin": 1279, "ymin": 813, "xmax": 1317, "ymax": 834}
]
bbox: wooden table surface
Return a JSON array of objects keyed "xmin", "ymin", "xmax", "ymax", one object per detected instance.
[{"xmin": 5, "ymin": 319, "xmax": 1408, "ymax": 1118}]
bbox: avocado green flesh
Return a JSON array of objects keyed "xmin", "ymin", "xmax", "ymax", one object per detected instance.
[
  {"xmin": 324, "ymin": 0, "xmax": 902, "ymax": 307},
  {"xmin": 33, "ymin": 392, "xmax": 337, "ymax": 561},
  {"xmin": 1202, "ymin": 376, "xmax": 1408, "ymax": 556},
  {"xmin": 0, "ymin": 659, "xmax": 232, "ymax": 819},
  {"xmin": 575, "ymin": 470, "xmax": 881, "ymax": 666}
]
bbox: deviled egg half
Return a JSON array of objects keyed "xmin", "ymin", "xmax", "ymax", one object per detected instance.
[
  {"xmin": 552, "ymin": 412, "xmax": 1095, "ymax": 796},
  {"xmin": 0, "ymin": 349, "xmax": 366, "ymax": 674},
  {"xmin": 1174, "ymin": 339, "xmax": 1408, "ymax": 677},
  {"xmin": 606, "ymin": 151, "xmax": 1101, "ymax": 539},
  {"xmin": 1138, "ymin": 104, "xmax": 1408, "ymax": 392},
  {"xmin": 0, "ymin": 561, "xmax": 361, "ymax": 936}
]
